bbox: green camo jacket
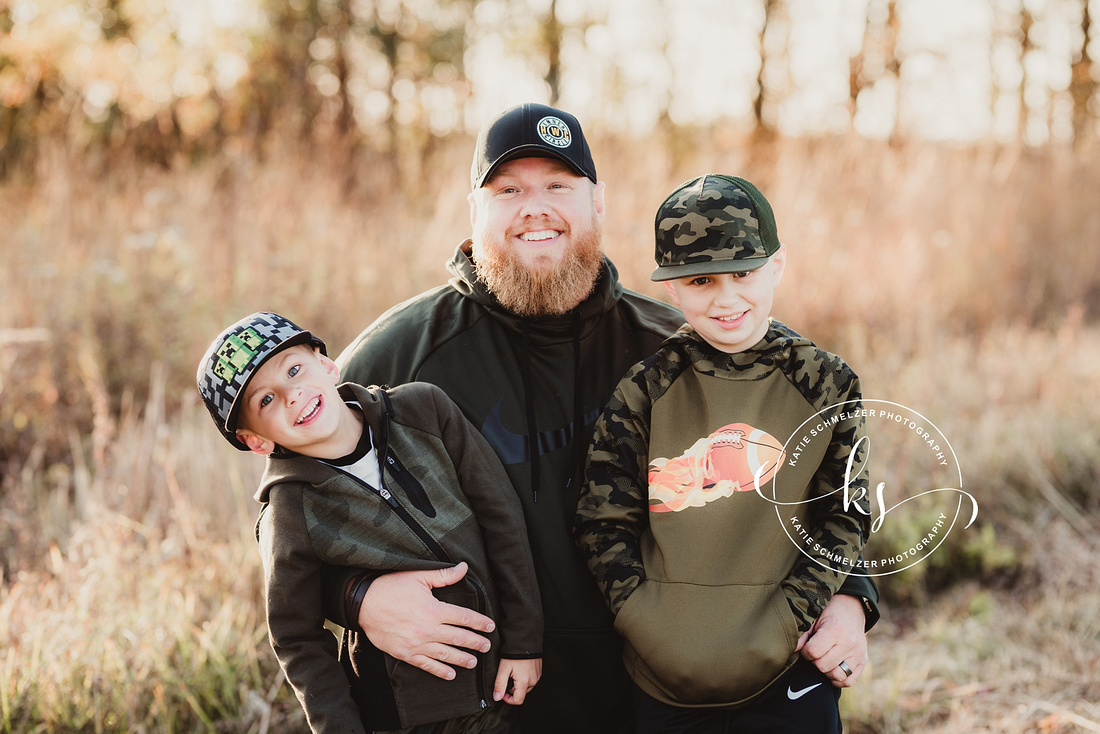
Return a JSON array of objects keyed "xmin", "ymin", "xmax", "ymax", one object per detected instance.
[
  {"xmin": 255, "ymin": 382, "xmax": 542, "ymax": 732},
  {"xmin": 576, "ymin": 321, "xmax": 871, "ymax": 708}
]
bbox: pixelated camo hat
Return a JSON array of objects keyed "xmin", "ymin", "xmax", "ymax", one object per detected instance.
[
  {"xmin": 196, "ymin": 312, "xmax": 326, "ymax": 450},
  {"xmin": 651, "ymin": 174, "xmax": 781, "ymax": 282}
]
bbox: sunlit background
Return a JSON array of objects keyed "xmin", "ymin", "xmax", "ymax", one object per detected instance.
[
  {"xmin": 1, "ymin": 1, "xmax": 1098, "ymax": 732},
  {"xmin": 4, "ymin": 0, "xmax": 1097, "ymax": 150}
]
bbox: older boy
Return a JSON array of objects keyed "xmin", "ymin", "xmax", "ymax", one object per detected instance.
[
  {"xmin": 575, "ymin": 175, "xmax": 871, "ymax": 733},
  {"xmin": 196, "ymin": 312, "xmax": 543, "ymax": 734}
]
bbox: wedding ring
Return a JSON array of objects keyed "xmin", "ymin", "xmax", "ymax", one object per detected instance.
[{"xmin": 839, "ymin": 661, "xmax": 853, "ymax": 677}]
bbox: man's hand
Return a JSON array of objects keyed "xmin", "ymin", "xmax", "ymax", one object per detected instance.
[
  {"xmin": 796, "ymin": 594, "xmax": 869, "ymax": 687},
  {"xmin": 493, "ymin": 658, "xmax": 542, "ymax": 705},
  {"xmin": 358, "ymin": 562, "xmax": 495, "ymax": 680}
]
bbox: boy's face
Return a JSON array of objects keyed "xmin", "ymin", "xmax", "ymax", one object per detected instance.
[
  {"xmin": 235, "ymin": 344, "xmax": 353, "ymax": 457},
  {"xmin": 664, "ymin": 247, "xmax": 786, "ymax": 354}
]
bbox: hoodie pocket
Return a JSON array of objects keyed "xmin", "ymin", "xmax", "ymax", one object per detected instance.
[
  {"xmin": 614, "ymin": 579, "xmax": 800, "ymax": 705},
  {"xmin": 385, "ymin": 572, "xmax": 499, "ymax": 726}
]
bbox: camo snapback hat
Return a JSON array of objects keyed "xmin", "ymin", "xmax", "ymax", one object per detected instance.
[{"xmin": 651, "ymin": 174, "xmax": 781, "ymax": 282}]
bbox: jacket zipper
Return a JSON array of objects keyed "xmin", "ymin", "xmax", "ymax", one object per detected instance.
[
  {"xmin": 370, "ymin": 473, "xmax": 489, "ymax": 708},
  {"xmin": 385, "ymin": 451, "xmax": 437, "ymax": 517},
  {"xmin": 327, "ymin": 465, "xmax": 452, "ymax": 568},
  {"xmin": 471, "ymin": 577, "xmax": 489, "ymax": 708},
  {"xmin": 378, "ymin": 470, "xmax": 488, "ymax": 708},
  {"xmin": 351, "ymin": 387, "xmax": 489, "ymax": 707}
]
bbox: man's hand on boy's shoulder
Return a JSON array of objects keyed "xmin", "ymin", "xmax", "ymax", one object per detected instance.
[
  {"xmin": 358, "ymin": 561, "xmax": 496, "ymax": 680},
  {"xmin": 795, "ymin": 594, "xmax": 869, "ymax": 687}
]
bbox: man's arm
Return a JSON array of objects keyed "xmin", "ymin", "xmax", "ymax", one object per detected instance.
[
  {"xmin": 324, "ymin": 311, "xmax": 499, "ymax": 680},
  {"xmin": 320, "ymin": 565, "xmax": 374, "ymax": 629},
  {"xmin": 836, "ymin": 572, "xmax": 880, "ymax": 629},
  {"xmin": 355, "ymin": 562, "xmax": 496, "ymax": 681},
  {"xmin": 319, "ymin": 507, "xmax": 496, "ymax": 679},
  {"xmin": 797, "ymin": 593, "xmax": 871, "ymax": 687},
  {"xmin": 795, "ymin": 367, "xmax": 879, "ymax": 687}
]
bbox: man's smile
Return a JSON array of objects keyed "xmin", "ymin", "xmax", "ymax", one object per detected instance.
[{"xmin": 518, "ymin": 229, "xmax": 560, "ymax": 242}]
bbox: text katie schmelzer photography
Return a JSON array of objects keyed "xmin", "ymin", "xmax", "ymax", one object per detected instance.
[{"xmin": 760, "ymin": 399, "xmax": 979, "ymax": 578}]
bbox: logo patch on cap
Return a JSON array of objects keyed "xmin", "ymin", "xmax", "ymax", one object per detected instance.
[
  {"xmin": 212, "ymin": 327, "xmax": 265, "ymax": 381},
  {"xmin": 537, "ymin": 116, "xmax": 572, "ymax": 148}
]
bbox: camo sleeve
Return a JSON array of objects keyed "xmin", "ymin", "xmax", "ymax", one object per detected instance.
[
  {"xmin": 574, "ymin": 360, "xmax": 657, "ymax": 617},
  {"xmin": 781, "ymin": 359, "xmax": 872, "ymax": 631}
]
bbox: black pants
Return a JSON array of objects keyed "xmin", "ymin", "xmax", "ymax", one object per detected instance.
[
  {"xmin": 632, "ymin": 658, "xmax": 841, "ymax": 734},
  {"xmin": 374, "ymin": 701, "xmax": 518, "ymax": 734}
]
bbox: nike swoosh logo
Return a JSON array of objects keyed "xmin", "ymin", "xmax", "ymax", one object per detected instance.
[
  {"xmin": 479, "ymin": 399, "xmax": 600, "ymax": 465},
  {"xmin": 787, "ymin": 683, "xmax": 823, "ymax": 700}
]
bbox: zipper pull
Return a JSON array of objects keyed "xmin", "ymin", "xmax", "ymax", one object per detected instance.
[{"xmin": 378, "ymin": 486, "xmax": 398, "ymax": 508}]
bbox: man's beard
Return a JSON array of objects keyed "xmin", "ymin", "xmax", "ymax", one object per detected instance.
[{"xmin": 473, "ymin": 221, "xmax": 604, "ymax": 318}]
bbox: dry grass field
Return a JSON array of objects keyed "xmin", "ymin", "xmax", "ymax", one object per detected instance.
[{"xmin": 1, "ymin": 131, "xmax": 1098, "ymax": 732}]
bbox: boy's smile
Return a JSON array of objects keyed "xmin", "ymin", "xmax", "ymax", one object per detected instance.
[{"xmin": 295, "ymin": 396, "xmax": 322, "ymax": 425}]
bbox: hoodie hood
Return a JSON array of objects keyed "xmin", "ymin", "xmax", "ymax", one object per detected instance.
[{"xmin": 670, "ymin": 319, "xmax": 816, "ymax": 381}]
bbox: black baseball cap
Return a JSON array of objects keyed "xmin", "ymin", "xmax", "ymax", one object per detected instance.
[{"xmin": 471, "ymin": 102, "xmax": 597, "ymax": 188}]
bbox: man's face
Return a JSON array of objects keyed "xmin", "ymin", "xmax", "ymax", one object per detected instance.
[{"xmin": 468, "ymin": 156, "xmax": 606, "ymax": 316}]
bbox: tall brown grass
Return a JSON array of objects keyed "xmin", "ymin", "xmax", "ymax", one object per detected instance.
[{"xmin": 1, "ymin": 130, "xmax": 1098, "ymax": 732}]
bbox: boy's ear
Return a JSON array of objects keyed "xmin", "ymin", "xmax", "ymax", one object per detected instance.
[
  {"xmin": 318, "ymin": 351, "xmax": 340, "ymax": 383},
  {"xmin": 663, "ymin": 281, "xmax": 681, "ymax": 307},
  {"xmin": 768, "ymin": 244, "xmax": 787, "ymax": 285},
  {"xmin": 238, "ymin": 430, "xmax": 275, "ymax": 456}
]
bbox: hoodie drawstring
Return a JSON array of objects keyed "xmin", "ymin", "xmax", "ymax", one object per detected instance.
[
  {"xmin": 520, "ymin": 325, "xmax": 540, "ymax": 503},
  {"xmin": 376, "ymin": 387, "xmax": 395, "ymax": 486},
  {"xmin": 570, "ymin": 311, "xmax": 585, "ymax": 493},
  {"xmin": 518, "ymin": 312, "xmax": 587, "ymax": 506}
]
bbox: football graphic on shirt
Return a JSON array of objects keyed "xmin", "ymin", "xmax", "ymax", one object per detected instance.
[{"xmin": 648, "ymin": 423, "xmax": 785, "ymax": 513}]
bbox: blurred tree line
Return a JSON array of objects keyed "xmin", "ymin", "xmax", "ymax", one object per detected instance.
[{"xmin": 0, "ymin": 0, "xmax": 1097, "ymax": 175}]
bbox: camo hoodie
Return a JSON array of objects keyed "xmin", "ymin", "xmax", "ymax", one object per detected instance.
[
  {"xmin": 255, "ymin": 381, "xmax": 542, "ymax": 732},
  {"xmin": 576, "ymin": 320, "xmax": 871, "ymax": 708}
]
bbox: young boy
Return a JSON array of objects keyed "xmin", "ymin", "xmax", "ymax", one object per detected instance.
[
  {"xmin": 575, "ymin": 175, "xmax": 871, "ymax": 733},
  {"xmin": 197, "ymin": 312, "xmax": 543, "ymax": 734}
]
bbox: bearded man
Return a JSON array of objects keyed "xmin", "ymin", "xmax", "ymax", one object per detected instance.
[{"xmin": 323, "ymin": 103, "xmax": 879, "ymax": 734}]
